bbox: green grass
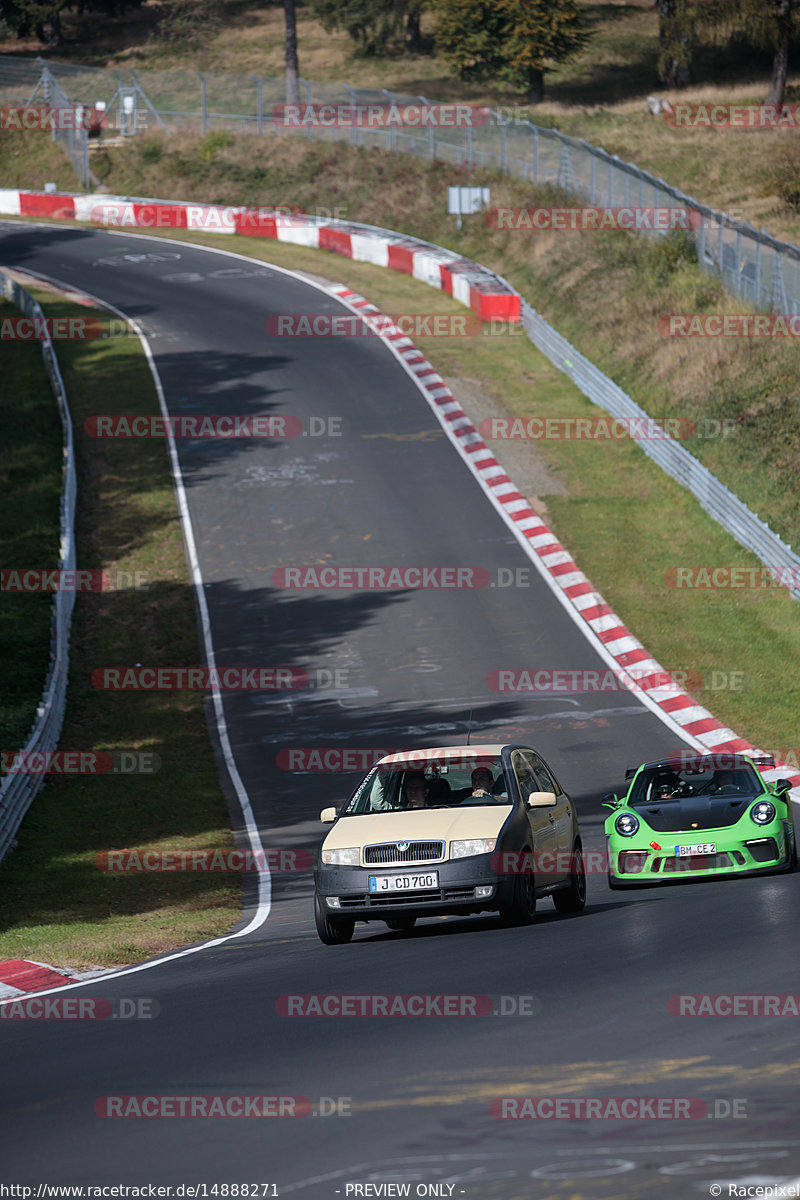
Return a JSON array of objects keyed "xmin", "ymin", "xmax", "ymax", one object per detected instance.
[
  {"xmin": 0, "ymin": 193, "xmax": 798, "ymax": 971},
  {"xmin": 0, "ymin": 292, "xmax": 239, "ymax": 969},
  {"xmin": 12, "ymin": 130, "xmax": 796, "ymax": 553},
  {"xmin": 0, "ymin": 300, "xmax": 64, "ymax": 752}
]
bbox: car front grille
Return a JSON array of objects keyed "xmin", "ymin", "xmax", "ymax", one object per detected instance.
[
  {"xmin": 442, "ymin": 886, "xmax": 479, "ymax": 901},
  {"xmin": 338, "ymin": 890, "xmax": 442, "ymax": 908},
  {"xmin": 363, "ymin": 840, "xmax": 444, "ymax": 865},
  {"xmin": 660, "ymin": 852, "xmax": 740, "ymax": 872}
]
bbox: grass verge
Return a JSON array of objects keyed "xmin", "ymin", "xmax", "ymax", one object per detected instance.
[
  {"xmin": 10, "ymin": 132, "xmax": 796, "ymax": 550},
  {"xmin": 1, "ymin": 143, "xmax": 799, "ymax": 964},
  {"xmin": 0, "ymin": 288, "xmax": 239, "ymax": 968}
]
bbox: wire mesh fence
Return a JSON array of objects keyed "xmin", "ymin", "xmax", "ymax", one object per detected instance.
[{"xmin": 1, "ymin": 51, "xmax": 799, "ymax": 314}]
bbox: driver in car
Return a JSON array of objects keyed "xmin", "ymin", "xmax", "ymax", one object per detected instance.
[
  {"xmin": 455, "ymin": 767, "xmax": 495, "ymax": 802},
  {"xmin": 651, "ymin": 769, "xmax": 680, "ymax": 800}
]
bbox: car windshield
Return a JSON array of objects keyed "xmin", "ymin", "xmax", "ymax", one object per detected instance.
[
  {"xmin": 343, "ymin": 755, "xmax": 510, "ymax": 814},
  {"xmin": 628, "ymin": 762, "xmax": 762, "ymax": 805}
]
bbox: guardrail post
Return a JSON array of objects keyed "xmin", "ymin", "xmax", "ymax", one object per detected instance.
[
  {"xmin": 80, "ymin": 128, "xmax": 89, "ymax": 188},
  {"xmin": 344, "ymin": 83, "xmax": 356, "ymax": 146},
  {"xmin": 771, "ymin": 250, "xmax": 788, "ymax": 313},
  {"xmin": 251, "ymin": 75, "xmax": 263, "ymax": 136},
  {"xmin": 298, "ymin": 78, "xmax": 312, "ymax": 139},
  {"xmin": 558, "ymin": 141, "xmax": 576, "ymax": 192},
  {"xmin": 695, "ymin": 212, "xmax": 706, "ymax": 266},
  {"xmin": 197, "ymin": 71, "xmax": 207, "ymax": 135}
]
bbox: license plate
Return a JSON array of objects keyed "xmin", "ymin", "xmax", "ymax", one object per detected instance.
[
  {"xmin": 675, "ymin": 843, "xmax": 716, "ymax": 857},
  {"xmin": 369, "ymin": 872, "xmax": 439, "ymax": 893}
]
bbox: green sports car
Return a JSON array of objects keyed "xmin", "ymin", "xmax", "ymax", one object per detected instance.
[{"xmin": 604, "ymin": 753, "xmax": 797, "ymax": 888}]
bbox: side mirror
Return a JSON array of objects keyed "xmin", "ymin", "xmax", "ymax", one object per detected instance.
[
  {"xmin": 601, "ymin": 792, "xmax": 619, "ymax": 809},
  {"xmin": 320, "ymin": 806, "xmax": 337, "ymax": 823},
  {"xmin": 773, "ymin": 779, "xmax": 793, "ymax": 797},
  {"xmin": 526, "ymin": 790, "xmax": 556, "ymax": 808}
]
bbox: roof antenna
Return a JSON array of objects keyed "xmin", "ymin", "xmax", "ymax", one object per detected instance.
[{"xmin": 466, "ymin": 709, "xmax": 473, "ymax": 745}]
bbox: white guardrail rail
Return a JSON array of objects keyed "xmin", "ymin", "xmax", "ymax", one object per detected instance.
[{"xmin": 0, "ymin": 272, "xmax": 77, "ymax": 865}]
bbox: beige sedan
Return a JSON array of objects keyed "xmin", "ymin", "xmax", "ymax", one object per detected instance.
[{"xmin": 314, "ymin": 743, "xmax": 586, "ymax": 944}]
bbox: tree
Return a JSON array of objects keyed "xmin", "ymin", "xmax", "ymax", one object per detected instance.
[
  {"xmin": 1, "ymin": 0, "xmax": 68, "ymax": 46},
  {"xmin": 655, "ymin": 0, "xmax": 695, "ymax": 88},
  {"xmin": 405, "ymin": 0, "xmax": 423, "ymax": 53},
  {"xmin": 309, "ymin": 0, "xmax": 425, "ymax": 56},
  {"xmin": 700, "ymin": 0, "xmax": 797, "ymax": 107},
  {"xmin": 432, "ymin": 0, "xmax": 592, "ymax": 103},
  {"xmin": 284, "ymin": 0, "xmax": 300, "ymax": 105},
  {"xmin": 765, "ymin": 0, "xmax": 793, "ymax": 107},
  {"xmin": 2, "ymin": 0, "xmax": 142, "ymax": 48},
  {"xmin": 732, "ymin": 0, "xmax": 795, "ymax": 108}
]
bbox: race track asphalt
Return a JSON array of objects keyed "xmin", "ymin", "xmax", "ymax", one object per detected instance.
[{"xmin": 1, "ymin": 224, "xmax": 798, "ymax": 1200}]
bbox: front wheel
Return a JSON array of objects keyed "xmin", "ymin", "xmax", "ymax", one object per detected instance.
[
  {"xmin": 552, "ymin": 844, "xmax": 586, "ymax": 914},
  {"xmin": 314, "ymin": 893, "xmax": 355, "ymax": 945},
  {"xmin": 384, "ymin": 916, "xmax": 416, "ymax": 932},
  {"xmin": 498, "ymin": 861, "xmax": 537, "ymax": 926}
]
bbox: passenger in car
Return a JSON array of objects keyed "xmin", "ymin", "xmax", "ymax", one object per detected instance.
[{"xmin": 403, "ymin": 772, "xmax": 430, "ymax": 808}]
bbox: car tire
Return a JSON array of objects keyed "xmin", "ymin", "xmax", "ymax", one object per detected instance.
[
  {"xmin": 314, "ymin": 893, "xmax": 355, "ymax": 945},
  {"xmin": 498, "ymin": 858, "xmax": 537, "ymax": 926},
  {"xmin": 384, "ymin": 917, "xmax": 417, "ymax": 932},
  {"xmin": 552, "ymin": 844, "xmax": 586, "ymax": 914}
]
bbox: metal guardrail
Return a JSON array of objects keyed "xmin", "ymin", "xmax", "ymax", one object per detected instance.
[
  {"xmin": 517, "ymin": 295, "xmax": 800, "ymax": 600},
  {"xmin": 1, "ymin": 54, "xmax": 798, "ymax": 312},
  {"xmin": 0, "ymin": 273, "xmax": 77, "ymax": 866}
]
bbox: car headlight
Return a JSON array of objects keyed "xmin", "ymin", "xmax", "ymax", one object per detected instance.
[
  {"xmin": 750, "ymin": 800, "xmax": 776, "ymax": 826},
  {"xmin": 321, "ymin": 847, "xmax": 360, "ymax": 866},
  {"xmin": 450, "ymin": 838, "xmax": 497, "ymax": 859},
  {"xmin": 615, "ymin": 812, "xmax": 640, "ymax": 837}
]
